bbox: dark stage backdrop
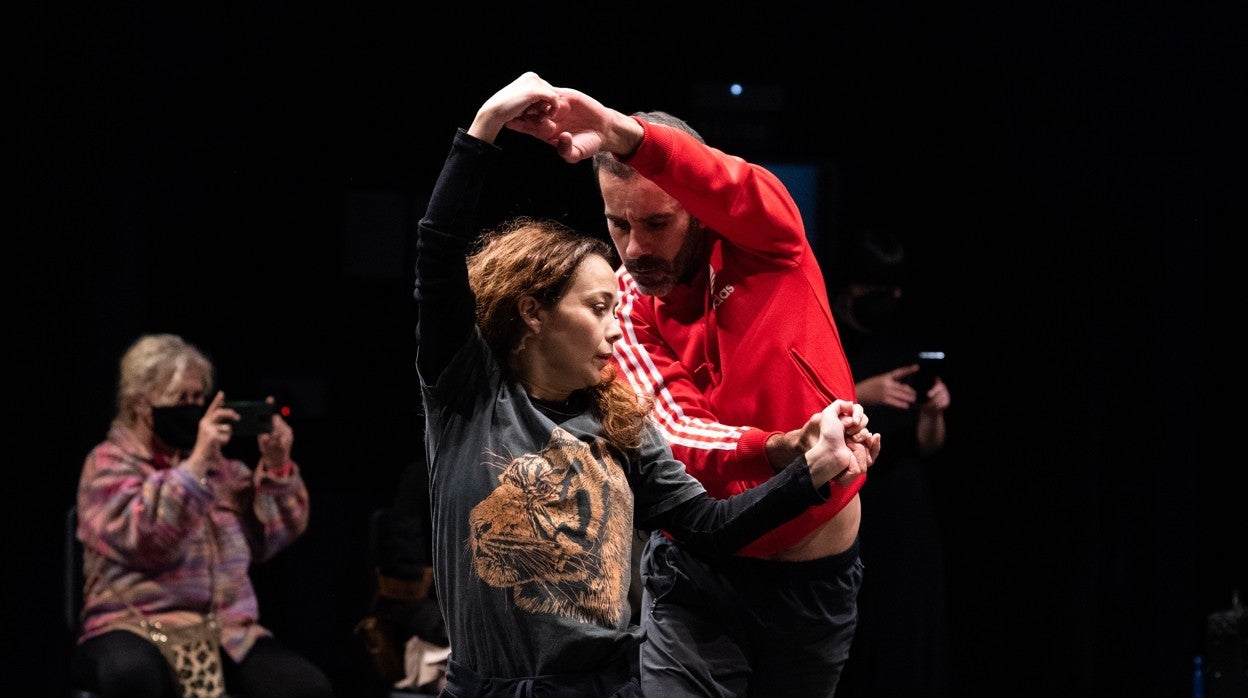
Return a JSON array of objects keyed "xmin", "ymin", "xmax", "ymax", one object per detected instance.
[{"xmin": 15, "ymin": 3, "xmax": 1243, "ymax": 697}]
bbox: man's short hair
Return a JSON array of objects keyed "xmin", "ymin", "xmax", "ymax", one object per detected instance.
[{"xmin": 592, "ymin": 110, "xmax": 705, "ymax": 177}]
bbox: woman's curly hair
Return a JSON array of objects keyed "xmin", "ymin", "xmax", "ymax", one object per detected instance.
[{"xmin": 467, "ymin": 217, "xmax": 652, "ymax": 450}]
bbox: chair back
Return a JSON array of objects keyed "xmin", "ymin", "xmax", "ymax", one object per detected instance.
[{"xmin": 64, "ymin": 504, "xmax": 84, "ymax": 636}]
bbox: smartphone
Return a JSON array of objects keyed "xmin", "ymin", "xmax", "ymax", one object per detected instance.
[
  {"xmin": 909, "ymin": 350, "xmax": 946, "ymax": 404},
  {"xmin": 224, "ymin": 400, "xmax": 274, "ymax": 436}
]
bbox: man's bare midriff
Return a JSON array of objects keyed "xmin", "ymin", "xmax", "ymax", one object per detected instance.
[{"xmin": 763, "ymin": 494, "xmax": 861, "ymax": 561}]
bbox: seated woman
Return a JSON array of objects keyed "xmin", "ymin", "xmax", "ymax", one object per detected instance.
[
  {"xmin": 71, "ymin": 333, "xmax": 334, "ymax": 698},
  {"xmin": 412, "ymin": 71, "xmax": 882, "ymax": 697}
]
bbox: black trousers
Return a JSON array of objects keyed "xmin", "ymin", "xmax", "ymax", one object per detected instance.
[
  {"xmin": 640, "ymin": 532, "xmax": 863, "ymax": 698},
  {"xmin": 441, "ymin": 656, "xmax": 642, "ymax": 698},
  {"xmin": 71, "ymin": 630, "xmax": 334, "ymax": 698}
]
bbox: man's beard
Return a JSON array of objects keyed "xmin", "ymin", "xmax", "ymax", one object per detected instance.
[{"xmin": 623, "ymin": 219, "xmax": 705, "ymax": 297}]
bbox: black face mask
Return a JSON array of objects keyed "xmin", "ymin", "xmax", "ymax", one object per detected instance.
[
  {"xmin": 151, "ymin": 404, "xmax": 205, "ymax": 452},
  {"xmin": 851, "ymin": 290, "xmax": 901, "ymax": 331}
]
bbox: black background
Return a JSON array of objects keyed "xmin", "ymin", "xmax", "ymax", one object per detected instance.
[{"xmin": 13, "ymin": 2, "xmax": 1245, "ymax": 697}]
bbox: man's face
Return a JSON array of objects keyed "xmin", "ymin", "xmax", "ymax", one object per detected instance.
[{"xmin": 598, "ymin": 171, "xmax": 704, "ymax": 297}]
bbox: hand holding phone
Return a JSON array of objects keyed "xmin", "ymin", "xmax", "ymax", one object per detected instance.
[{"xmin": 908, "ymin": 351, "xmax": 946, "ymax": 404}]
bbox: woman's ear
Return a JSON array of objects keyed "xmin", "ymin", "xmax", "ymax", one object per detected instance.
[
  {"xmin": 518, "ymin": 295, "xmax": 543, "ymax": 333},
  {"xmin": 126, "ymin": 393, "xmax": 152, "ymax": 428}
]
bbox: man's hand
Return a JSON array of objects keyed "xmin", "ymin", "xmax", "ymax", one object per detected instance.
[
  {"xmin": 765, "ymin": 419, "xmax": 821, "ymax": 471},
  {"xmin": 805, "ymin": 400, "xmax": 881, "ymax": 486},
  {"xmin": 499, "ymin": 83, "xmax": 645, "ymax": 164},
  {"xmin": 831, "ymin": 400, "xmax": 880, "ymax": 484},
  {"xmin": 766, "ymin": 400, "xmax": 878, "ymax": 472}
]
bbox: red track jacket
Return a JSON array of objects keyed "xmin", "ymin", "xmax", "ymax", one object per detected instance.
[{"xmin": 611, "ymin": 119, "xmax": 863, "ymax": 557}]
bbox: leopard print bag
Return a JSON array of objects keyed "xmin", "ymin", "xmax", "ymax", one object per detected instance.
[
  {"xmin": 92, "ymin": 518, "xmax": 226, "ymax": 698},
  {"xmin": 129, "ymin": 615, "xmax": 225, "ymax": 698}
]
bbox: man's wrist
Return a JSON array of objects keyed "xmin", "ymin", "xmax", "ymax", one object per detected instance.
[
  {"xmin": 764, "ymin": 430, "xmax": 797, "ymax": 471},
  {"xmin": 612, "ymin": 115, "xmax": 647, "ymax": 160}
]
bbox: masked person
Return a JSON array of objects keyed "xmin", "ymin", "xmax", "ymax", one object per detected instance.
[
  {"xmin": 830, "ymin": 227, "xmax": 955, "ymax": 698},
  {"xmin": 70, "ymin": 333, "xmax": 334, "ymax": 698}
]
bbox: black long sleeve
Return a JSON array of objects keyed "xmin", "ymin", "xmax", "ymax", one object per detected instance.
[
  {"xmin": 413, "ymin": 129, "xmax": 502, "ymax": 381},
  {"xmin": 641, "ymin": 456, "xmax": 830, "ymax": 557}
]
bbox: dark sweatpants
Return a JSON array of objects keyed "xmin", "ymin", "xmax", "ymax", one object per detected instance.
[
  {"xmin": 640, "ymin": 531, "xmax": 863, "ymax": 698},
  {"xmin": 442, "ymin": 656, "xmax": 642, "ymax": 697}
]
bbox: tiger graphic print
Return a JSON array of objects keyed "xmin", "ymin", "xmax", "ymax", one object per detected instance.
[{"xmin": 469, "ymin": 426, "xmax": 633, "ymax": 627}]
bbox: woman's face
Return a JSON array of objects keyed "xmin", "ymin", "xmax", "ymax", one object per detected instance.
[
  {"xmin": 528, "ymin": 255, "xmax": 622, "ymax": 395},
  {"xmin": 134, "ymin": 369, "xmax": 208, "ymax": 433}
]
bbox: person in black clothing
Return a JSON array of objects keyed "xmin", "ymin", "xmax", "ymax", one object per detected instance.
[
  {"xmin": 356, "ymin": 445, "xmax": 450, "ymax": 696},
  {"xmin": 830, "ymin": 227, "xmax": 954, "ymax": 698}
]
